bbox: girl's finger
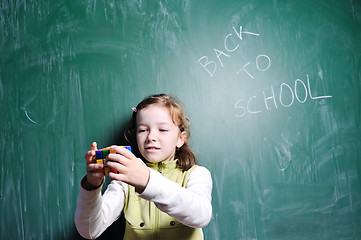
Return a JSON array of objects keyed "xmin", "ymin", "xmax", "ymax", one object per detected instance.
[
  {"xmin": 85, "ymin": 151, "xmax": 94, "ymax": 163},
  {"xmin": 109, "ymin": 145, "xmax": 135, "ymax": 160},
  {"xmin": 85, "ymin": 142, "xmax": 98, "ymax": 163},
  {"xmin": 90, "ymin": 142, "xmax": 97, "ymax": 151},
  {"xmin": 108, "ymin": 171, "xmax": 126, "ymax": 182},
  {"xmin": 86, "ymin": 163, "xmax": 103, "ymax": 173},
  {"xmin": 105, "ymin": 161, "xmax": 127, "ymax": 174},
  {"xmin": 106, "ymin": 152, "xmax": 129, "ymax": 166},
  {"xmin": 88, "ymin": 170, "xmax": 105, "ymax": 179}
]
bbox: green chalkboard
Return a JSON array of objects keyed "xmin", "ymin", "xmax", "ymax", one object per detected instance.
[{"xmin": 1, "ymin": 0, "xmax": 361, "ymax": 239}]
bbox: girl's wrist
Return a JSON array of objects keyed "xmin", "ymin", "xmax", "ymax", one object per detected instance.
[
  {"xmin": 81, "ymin": 175, "xmax": 103, "ymax": 191},
  {"xmin": 135, "ymin": 168, "xmax": 150, "ymax": 194}
]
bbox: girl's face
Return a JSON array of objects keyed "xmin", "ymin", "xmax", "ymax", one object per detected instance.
[{"xmin": 136, "ymin": 105, "xmax": 186, "ymax": 163}]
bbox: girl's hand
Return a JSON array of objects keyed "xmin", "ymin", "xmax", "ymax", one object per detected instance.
[
  {"xmin": 106, "ymin": 145, "xmax": 150, "ymax": 193},
  {"xmin": 84, "ymin": 142, "xmax": 105, "ymax": 189}
]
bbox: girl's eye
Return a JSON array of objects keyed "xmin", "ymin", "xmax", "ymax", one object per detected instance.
[
  {"xmin": 138, "ymin": 129, "xmax": 147, "ymax": 133},
  {"xmin": 159, "ymin": 129, "xmax": 168, "ymax": 132}
]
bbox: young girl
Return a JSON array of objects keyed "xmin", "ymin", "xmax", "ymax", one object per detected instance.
[{"xmin": 75, "ymin": 94, "xmax": 212, "ymax": 240}]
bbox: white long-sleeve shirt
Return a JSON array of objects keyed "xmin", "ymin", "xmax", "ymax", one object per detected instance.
[{"xmin": 74, "ymin": 165, "xmax": 212, "ymax": 239}]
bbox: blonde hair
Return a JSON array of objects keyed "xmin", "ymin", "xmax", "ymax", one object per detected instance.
[{"xmin": 125, "ymin": 93, "xmax": 197, "ymax": 171}]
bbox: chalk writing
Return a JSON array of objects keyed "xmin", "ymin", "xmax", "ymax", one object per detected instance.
[
  {"xmin": 197, "ymin": 25, "xmax": 333, "ymax": 118},
  {"xmin": 197, "ymin": 26, "xmax": 260, "ymax": 77},
  {"xmin": 236, "ymin": 54, "xmax": 271, "ymax": 79},
  {"xmin": 24, "ymin": 109, "xmax": 37, "ymax": 124},
  {"xmin": 22, "ymin": 97, "xmax": 37, "ymax": 124},
  {"xmin": 234, "ymin": 74, "xmax": 332, "ymax": 117}
]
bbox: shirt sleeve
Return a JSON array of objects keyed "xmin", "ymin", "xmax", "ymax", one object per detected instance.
[
  {"xmin": 74, "ymin": 177, "xmax": 128, "ymax": 239},
  {"xmin": 137, "ymin": 166, "xmax": 213, "ymax": 228}
]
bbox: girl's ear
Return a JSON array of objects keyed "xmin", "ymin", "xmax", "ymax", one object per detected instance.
[{"xmin": 176, "ymin": 131, "xmax": 187, "ymax": 148}]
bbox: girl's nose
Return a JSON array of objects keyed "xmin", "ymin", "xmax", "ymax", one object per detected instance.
[{"xmin": 147, "ymin": 130, "xmax": 157, "ymax": 141}]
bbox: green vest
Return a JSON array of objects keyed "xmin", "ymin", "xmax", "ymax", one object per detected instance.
[{"xmin": 123, "ymin": 160, "xmax": 203, "ymax": 240}]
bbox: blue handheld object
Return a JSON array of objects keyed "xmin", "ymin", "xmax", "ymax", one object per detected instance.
[{"xmin": 95, "ymin": 151, "xmax": 103, "ymax": 159}]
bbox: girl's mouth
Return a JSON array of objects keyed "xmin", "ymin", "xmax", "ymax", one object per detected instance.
[{"xmin": 145, "ymin": 146, "xmax": 160, "ymax": 151}]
